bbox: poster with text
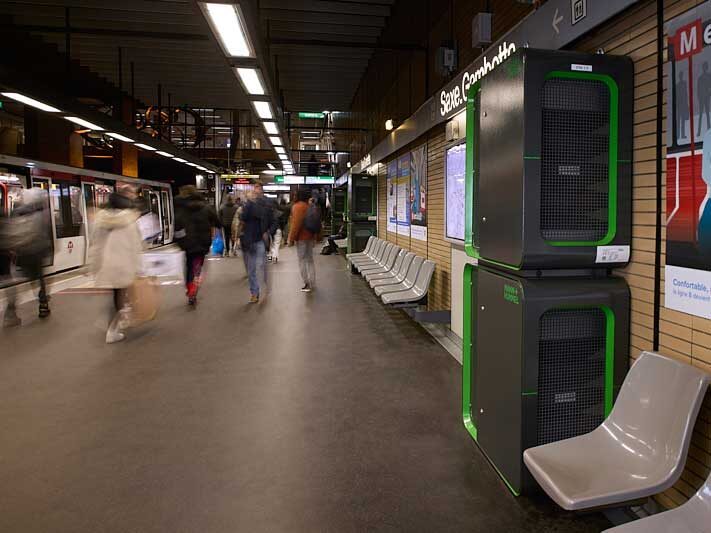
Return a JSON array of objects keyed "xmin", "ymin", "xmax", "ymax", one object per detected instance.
[
  {"xmin": 410, "ymin": 144, "xmax": 427, "ymax": 241},
  {"xmin": 666, "ymin": 3, "xmax": 711, "ymax": 318},
  {"xmin": 387, "ymin": 160, "xmax": 397, "ymax": 233},
  {"xmin": 396, "ymin": 154, "xmax": 411, "ymax": 236}
]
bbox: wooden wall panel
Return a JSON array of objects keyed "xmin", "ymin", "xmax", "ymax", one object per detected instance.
[{"xmin": 576, "ymin": 0, "xmax": 711, "ymax": 510}]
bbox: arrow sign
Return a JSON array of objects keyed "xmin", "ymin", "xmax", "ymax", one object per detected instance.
[{"xmin": 552, "ymin": 8, "xmax": 563, "ymax": 34}]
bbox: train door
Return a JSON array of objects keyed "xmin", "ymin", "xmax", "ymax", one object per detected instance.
[
  {"xmin": 160, "ymin": 189, "xmax": 173, "ymax": 243},
  {"xmin": 81, "ymin": 181, "xmax": 114, "ymax": 256},
  {"xmin": 36, "ymin": 176, "xmax": 86, "ymax": 273}
]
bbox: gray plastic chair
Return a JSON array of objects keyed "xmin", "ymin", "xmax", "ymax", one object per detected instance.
[
  {"xmin": 346, "ymin": 236, "xmax": 376, "ymax": 259},
  {"xmin": 350, "ymin": 239, "xmax": 384, "ymax": 266},
  {"xmin": 603, "ymin": 468, "xmax": 711, "ymax": 532},
  {"xmin": 365, "ymin": 249, "xmax": 407, "ymax": 282},
  {"xmin": 370, "ymin": 253, "xmax": 415, "ymax": 288},
  {"xmin": 381, "ymin": 260, "xmax": 435, "ymax": 305},
  {"xmin": 355, "ymin": 242, "xmax": 392, "ymax": 270},
  {"xmin": 374, "ymin": 256, "xmax": 423, "ymax": 297},
  {"xmin": 359, "ymin": 244, "xmax": 400, "ymax": 274},
  {"xmin": 523, "ymin": 351, "xmax": 710, "ymax": 511}
]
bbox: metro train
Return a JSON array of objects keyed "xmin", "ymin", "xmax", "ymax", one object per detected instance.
[{"xmin": 0, "ymin": 154, "xmax": 174, "ymax": 276}]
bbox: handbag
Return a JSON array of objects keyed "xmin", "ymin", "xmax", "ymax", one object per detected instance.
[
  {"xmin": 128, "ymin": 276, "xmax": 161, "ymax": 326},
  {"xmin": 211, "ymin": 230, "xmax": 225, "ymax": 255}
]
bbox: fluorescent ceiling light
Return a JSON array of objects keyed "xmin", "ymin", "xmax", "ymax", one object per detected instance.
[
  {"xmin": 252, "ymin": 101, "xmax": 273, "ymax": 120},
  {"xmin": 1, "ymin": 92, "xmax": 61, "ymax": 113},
  {"xmin": 174, "ymin": 157, "xmax": 187, "ymax": 163},
  {"xmin": 274, "ymin": 147, "xmax": 286, "ymax": 154},
  {"xmin": 64, "ymin": 116, "xmax": 104, "ymax": 131},
  {"xmin": 235, "ymin": 68, "xmax": 265, "ymax": 96},
  {"xmin": 262, "ymin": 170, "xmax": 282, "ymax": 175},
  {"xmin": 106, "ymin": 132, "xmax": 135, "ymax": 143},
  {"xmin": 135, "ymin": 143, "xmax": 157, "ymax": 151},
  {"xmin": 269, "ymin": 136, "xmax": 283, "ymax": 146},
  {"xmin": 202, "ymin": 3, "xmax": 254, "ymax": 58},
  {"xmin": 267, "ymin": 162, "xmax": 276, "ymax": 170},
  {"xmin": 278, "ymin": 154, "xmax": 288, "ymax": 160},
  {"xmin": 263, "ymin": 122, "xmax": 279, "ymax": 135},
  {"xmin": 197, "ymin": 166, "xmax": 208, "ymax": 171},
  {"xmin": 156, "ymin": 151, "xmax": 174, "ymax": 158}
]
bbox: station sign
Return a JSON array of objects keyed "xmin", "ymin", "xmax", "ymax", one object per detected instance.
[{"xmin": 298, "ymin": 112, "xmax": 325, "ymax": 119}]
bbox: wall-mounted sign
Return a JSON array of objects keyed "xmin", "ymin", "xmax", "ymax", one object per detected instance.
[
  {"xmin": 298, "ymin": 112, "xmax": 325, "ymax": 119},
  {"xmin": 221, "ymin": 174, "xmax": 259, "ymax": 181}
]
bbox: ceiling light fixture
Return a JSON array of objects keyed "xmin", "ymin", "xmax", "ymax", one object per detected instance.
[
  {"xmin": 201, "ymin": 3, "xmax": 254, "ymax": 58},
  {"xmin": 174, "ymin": 157, "xmax": 187, "ymax": 163},
  {"xmin": 235, "ymin": 67, "xmax": 266, "ymax": 96},
  {"xmin": 278, "ymin": 154, "xmax": 288, "ymax": 160},
  {"xmin": 269, "ymin": 136, "xmax": 283, "ymax": 146},
  {"xmin": 105, "ymin": 132, "xmax": 135, "ymax": 143},
  {"xmin": 64, "ymin": 116, "xmax": 104, "ymax": 131},
  {"xmin": 267, "ymin": 162, "xmax": 276, "ymax": 170},
  {"xmin": 263, "ymin": 121, "xmax": 279, "ymax": 135},
  {"xmin": 1, "ymin": 92, "xmax": 61, "ymax": 113},
  {"xmin": 135, "ymin": 143, "xmax": 157, "ymax": 151},
  {"xmin": 274, "ymin": 146, "xmax": 286, "ymax": 154},
  {"xmin": 156, "ymin": 151, "xmax": 174, "ymax": 158},
  {"xmin": 252, "ymin": 101, "xmax": 273, "ymax": 120},
  {"xmin": 385, "ymin": 119, "xmax": 394, "ymax": 131}
]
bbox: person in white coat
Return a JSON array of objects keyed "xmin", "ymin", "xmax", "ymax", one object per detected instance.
[{"xmin": 89, "ymin": 186, "xmax": 142, "ymax": 343}]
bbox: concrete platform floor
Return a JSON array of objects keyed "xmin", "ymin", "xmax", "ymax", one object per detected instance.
[{"xmin": 0, "ymin": 246, "xmax": 610, "ymax": 532}]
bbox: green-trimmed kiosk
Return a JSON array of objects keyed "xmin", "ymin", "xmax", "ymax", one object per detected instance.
[
  {"xmin": 347, "ymin": 173, "xmax": 377, "ymax": 254},
  {"xmin": 462, "ymin": 48, "xmax": 633, "ymax": 495}
]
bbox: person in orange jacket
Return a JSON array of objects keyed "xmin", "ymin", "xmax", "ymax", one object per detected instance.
[{"xmin": 288, "ymin": 188, "xmax": 320, "ymax": 292}]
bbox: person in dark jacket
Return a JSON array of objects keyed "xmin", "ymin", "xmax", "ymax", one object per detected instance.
[
  {"xmin": 174, "ymin": 185, "xmax": 220, "ymax": 306},
  {"xmin": 1, "ymin": 188, "xmax": 52, "ymax": 326},
  {"xmin": 239, "ymin": 183, "xmax": 274, "ymax": 303},
  {"xmin": 219, "ymin": 195, "xmax": 238, "ymax": 257}
]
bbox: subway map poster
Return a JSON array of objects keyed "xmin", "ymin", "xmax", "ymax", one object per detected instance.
[{"xmin": 666, "ymin": 2, "xmax": 711, "ymax": 318}]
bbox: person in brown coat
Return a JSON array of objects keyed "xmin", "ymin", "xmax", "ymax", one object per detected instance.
[{"xmin": 288, "ymin": 188, "xmax": 319, "ymax": 292}]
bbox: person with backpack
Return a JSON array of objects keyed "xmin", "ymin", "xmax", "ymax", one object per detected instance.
[
  {"xmin": 218, "ymin": 195, "xmax": 237, "ymax": 257},
  {"xmin": 239, "ymin": 183, "xmax": 274, "ymax": 303},
  {"xmin": 288, "ymin": 188, "xmax": 320, "ymax": 293},
  {"xmin": 174, "ymin": 185, "xmax": 220, "ymax": 306}
]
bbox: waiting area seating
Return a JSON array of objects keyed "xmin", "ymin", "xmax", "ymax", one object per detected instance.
[
  {"xmin": 523, "ymin": 351, "xmax": 710, "ymax": 514},
  {"xmin": 348, "ymin": 237, "xmax": 434, "ymax": 307}
]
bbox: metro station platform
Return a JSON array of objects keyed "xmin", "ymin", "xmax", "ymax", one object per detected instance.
[{"xmin": 0, "ymin": 247, "xmax": 610, "ymax": 532}]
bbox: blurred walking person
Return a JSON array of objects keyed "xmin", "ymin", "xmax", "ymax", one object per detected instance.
[
  {"xmin": 89, "ymin": 185, "xmax": 142, "ymax": 343},
  {"xmin": 240, "ymin": 183, "xmax": 274, "ymax": 303},
  {"xmin": 268, "ymin": 198, "xmax": 286, "ymax": 263},
  {"xmin": 288, "ymin": 189, "xmax": 320, "ymax": 293},
  {"xmin": 174, "ymin": 185, "xmax": 220, "ymax": 306},
  {"xmin": 219, "ymin": 195, "xmax": 238, "ymax": 257},
  {"xmin": 0, "ymin": 188, "xmax": 52, "ymax": 327}
]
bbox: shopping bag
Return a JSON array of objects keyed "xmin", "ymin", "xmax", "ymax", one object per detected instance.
[
  {"xmin": 141, "ymin": 250, "xmax": 185, "ymax": 283},
  {"xmin": 211, "ymin": 230, "xmax": 225, "ymax": 256},
  {"xmin": 128, "ymin": 276, "xmax": 161, "ymax": 325}
]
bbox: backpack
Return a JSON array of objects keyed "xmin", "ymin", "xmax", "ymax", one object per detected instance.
[{"xmin": 304, "ymin": 203, "xmax": 322, "ymax": 234}]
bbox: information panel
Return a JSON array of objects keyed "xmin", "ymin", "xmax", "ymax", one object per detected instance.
[
  {"xmin": 445, "ymin": 142, "xmax": 466, "ymax": 242},
  {"xmin": 396, "ymin": 154, "xmax": 411, "ymax": 236},
  {"xmin": 410, "ymin": 144, "xmax": 427, "ymax": 241},
  {"xmin": 387, "ymin": 160, "xmax": 397, "ymax": 233}
]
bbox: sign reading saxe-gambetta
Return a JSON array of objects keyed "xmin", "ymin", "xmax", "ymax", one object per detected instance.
[
  {"xmin": 439, "ymin": 42, "xmax": 517, "ymax": 117},
  {"xmin": 434, "ymin": 0, "xmax": 639, "ymax": 122},
  {"xmin": 665, "ymin": 1, "xmax": 711, "ymax": 319}
]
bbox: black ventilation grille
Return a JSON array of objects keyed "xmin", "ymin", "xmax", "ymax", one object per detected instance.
[
  {"xmin": 540, "ymin": 78, "xmax": 611, "ymax": 242},
  {"xmin": 537, "ymin": 308, "xmax": 606, "ymax": 446}
]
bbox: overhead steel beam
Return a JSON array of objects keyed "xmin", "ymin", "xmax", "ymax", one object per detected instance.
[
  {"xmin": 268, "ymin": 38, "xmax": 423, "ymax": 51},
  {"xmin": 259, "ymin": 8, "xmax": 385, "ymax": 28},
  {"xmin": 3, "ymin": 23, "xmax": 209, "ymax": 41}
]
